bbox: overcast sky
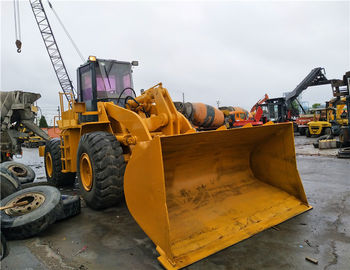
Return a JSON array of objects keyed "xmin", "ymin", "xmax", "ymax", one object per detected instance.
[{"xmin": 1, "ymin": 0, "xmax": 349, "ymax": 124}]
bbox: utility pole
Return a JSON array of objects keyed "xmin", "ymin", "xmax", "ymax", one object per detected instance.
[{"xmin": 182, "ymin": 92, "xmax": 185, "ymax": 104}]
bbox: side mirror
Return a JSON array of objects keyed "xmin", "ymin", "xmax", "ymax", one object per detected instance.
[{"xmin": 131, "ymin": 61, "xmax": 139, "ymax": 66}]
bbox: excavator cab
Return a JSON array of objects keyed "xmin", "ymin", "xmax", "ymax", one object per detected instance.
[{"xmin": 77, "ymin": 57, "xmax": 137, "ymax": 112}]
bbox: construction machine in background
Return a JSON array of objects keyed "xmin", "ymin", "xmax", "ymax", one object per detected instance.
[
  {"xmin": 219, "ymin": 106, "xmax": 263, "ymax": 128},
  {"xmin": 173, "ymin": 102, "xmax": 225, "ymax": 130},
  {"xmin": 38, "ymin": 56, "xmax": 312, "ymax": 269},
  {"xmin": 0, "ymin": 91, "xmax": 50, "ymax": 162},
  {"xmin": 262, "ymin": 68, "xmax": 330, "ymax": 124},
  {"xmin": 295, "ymin": 114, "xmax": 315, "ymax": 135},
  {"xmin": 306, "ymin": 108, "xmax": 332, "ymax": 137},
  {"xmin": 331, "ymin": 71, "xmax": 350, "ymax": 147}
]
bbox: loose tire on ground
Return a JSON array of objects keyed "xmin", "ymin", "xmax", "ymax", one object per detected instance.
[
  {"xmin": 77, "ymin": 132, "xmax": 125, "ymax": 210},
  {"xmin": 0, "ymin": 161, "xmax": 35, "ymax": 184},
  {"xmin": 0, "ymin": 170, "xmax": 21, "ymax": 200},
  {"xmin": 56, "ymin": 195, "xmax": 81, "ymax": 221},
  {"xmin": 0, "ymin": 186, "xmax": 62, "ymax": 240},
  {"xmin": 44, "ymin": 138, "xmax": 76, "ymax": 187}
]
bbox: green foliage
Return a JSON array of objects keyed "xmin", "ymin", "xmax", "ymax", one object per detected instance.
[
  {"xmin": 312, "ymin": 103, "xmax": 321, "ymax": 109},
  {"xmin": 39, "ymin": 115, "xmax": 48, "ymax": 128},
  {"xmin": 291, "ymin": 100, "xmax": 299, "ymax": 111}
]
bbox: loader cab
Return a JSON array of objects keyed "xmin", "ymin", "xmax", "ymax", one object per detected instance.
[{"xmin": 77, "ymin": 57, "xmax": 137, "ymax": 120}]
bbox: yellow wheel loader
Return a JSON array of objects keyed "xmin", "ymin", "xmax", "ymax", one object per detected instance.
[{"xmin": 40, "ymin": 57, "xmax": 311, "ymax": 269}]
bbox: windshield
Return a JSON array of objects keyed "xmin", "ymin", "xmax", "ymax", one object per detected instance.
[{"xmin": 95, "ymin": 61, "xmax": 134, "ymax": 99}]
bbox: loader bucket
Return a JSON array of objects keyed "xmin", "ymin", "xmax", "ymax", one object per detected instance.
[{"xmin": 124, "ymin": 122, "xmax": 311, "ymax": 269}]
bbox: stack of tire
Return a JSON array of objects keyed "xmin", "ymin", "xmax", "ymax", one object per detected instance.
[{"xmin": 0, "ymin": 161, "xmax": 81, "ymax": 261}]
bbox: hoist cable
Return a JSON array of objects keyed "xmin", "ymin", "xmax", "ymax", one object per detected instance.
[{"xmin": 47, "ymin": 0, "xmax": 85, "ymax": 62}]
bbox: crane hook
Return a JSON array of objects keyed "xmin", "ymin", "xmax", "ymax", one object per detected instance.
[{"xmin": 15, "ymin": 39, "xmax": 22, "ymax": 53}]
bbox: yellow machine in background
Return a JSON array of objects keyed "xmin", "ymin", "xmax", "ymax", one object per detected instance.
[
  {"xmin": 41, "ymin": 57, "xmax": 311, "ymax": 269},
  {"xmin": 307, "ymin": 98, "xmax": 348, "ymax": 137},
  {"xmin": 306, "ymin": 108, "xmax": 332, "ymax": 137}
]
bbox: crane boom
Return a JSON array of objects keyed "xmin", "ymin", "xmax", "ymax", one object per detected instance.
[{"xmin": 29, "ymin": 0, "xmax": 75, "ymax": 102}]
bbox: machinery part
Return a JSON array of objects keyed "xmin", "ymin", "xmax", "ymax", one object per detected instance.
[
  {"xmin": 338, "ymin": 147, "xmax": 350, "ymax": 158},
  {"xmin": 29, "ymin": 0, "xmax": 75, "ymax": 102},
  {"xmin": 262, "ymin": 68, "xmax": 330, "ymax": 122},
  {"xmin": 124, "ymin": 122, "xmax": 311, "ymax": 269},
  {"xmin": 56, "ymin": 195, "xmax": 81, "ymax": 221},
  {"xmin": 299, "ymin": 127, "xmax": 307, "ymax": 136},
  {"xmin": 306, "ymin": 128, "xmax": 311, "ymax": 137},
  {"xmin": 0, "ymin": 232, "xmax": 8, "ymax": 261},
  {"xmin": 0, "ymin": 161, "xmax": 35, "ymax": 184},
  {"xmin": 319, "ymin": 139, "xmax": 337, "ymax": 149},
  {"xmin": 0, "ymin": 171, "xmax": 21, "ymax": 200},
  {"xmin": 0, "ymin": 91, "xmax": 50, "ymax": 160},
  {"xmin": 190, "ymin": 103, "xmax": 224, "ymax": 128},
  {"xmin": 324, "ymin": 127, "xmax": 332, "ymax": 135},
  {"xmin": 44, "ymin": 138, "xmax": 76, "ymax": 186},
  {"xmin": 77, "ymin": 132, "xmax": 125, "ymax": 210},
  {"xmin": 0, "ymin": 186, "xmax": 62, "ymax": 240},
  {"xmin": 13, "ymin": 0, "xmax": 22, "ymax": 53},
  {"xmin": 176, "ymin": 102, "xmax": 224, "ymax": 129},
  {"xmin": 339, "ymin": 126, "xmax": 350, "ymax": 147}
]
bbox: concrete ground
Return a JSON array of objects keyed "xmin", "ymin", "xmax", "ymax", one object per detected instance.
[{"xmin": 1, "ymin": 136, "xmax": 350, "ymax": 270}]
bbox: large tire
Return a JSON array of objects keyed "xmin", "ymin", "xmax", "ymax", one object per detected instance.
[
  {"xmin": 0, "ymin": 161, "xmax": 35, "ymax": 184},
  {"xmin": 56, "ymin": 195, "xmax": 81, "ymax": 221},
  {"xmin": 77, "ymin": 132, "xmax": 125, "ymax": 210},
  {"xmin": 0, "ymin": 186, "xmax": 62, "ymax": 240},
  {"xmin": 44, "ymin": 139, "xmax": 76, "ymax": 187},
  {"xmin": 0, "ymin": 171, "xmax": 21, "ymax": 200}
]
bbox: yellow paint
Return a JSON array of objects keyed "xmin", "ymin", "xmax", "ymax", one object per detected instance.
[
  {"xmin": 45, "ymin": 152, "xmax": 53, "ymax": 178},
  {"xmin": 38, "ymin": 146, "xmax": 45, "ymax": 157},
  {"xmin": 307, "ymin": 121, "xmax": 331, "ymax": 135},
  {"xmin": 80, "ymin": 153, "xmax": 93, "ymax": 191},
  {"xmin": 124, "ymin": 122, "xmax": 311, "ymax": 269},
  {"xmin": 51, "ymin": 83, "xmax": 311, "ymax": 269}
]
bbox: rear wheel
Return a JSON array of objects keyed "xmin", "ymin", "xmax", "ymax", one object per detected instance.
[
  {"xmin": 77, "ymin": 132, "xmax": 125, "ymax": 210},
  {"xmin": 44, "ymin": 139, "xmax": 76, "ymax": 187}
]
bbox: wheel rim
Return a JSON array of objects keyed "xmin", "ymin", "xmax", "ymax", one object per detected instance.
[
  {"xmin": 4, "ymin": 192, "xmax": 45, "ymax": 217},
  {"xmin": 80, "ymin": 153, "xmax": 93, "ymax": 191},
  {"xmin": 9, "ymin": 165, "xmax": 27, "ymax": 177},
  {"xmin": 45, "ymin": 152, "xmax": 53, "ymax": 178}
]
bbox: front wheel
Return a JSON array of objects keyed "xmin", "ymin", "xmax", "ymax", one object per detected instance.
[{"xmin": 77, "ymin": 132, "xmax": 125, "ymax": 210}]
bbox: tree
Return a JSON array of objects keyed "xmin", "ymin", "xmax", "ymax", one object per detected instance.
[
  {"xmin": 39, "ymin": 115, "xmax": 48, "ymax": 128},
  {"xmin": 312, "ymin": 103, "xmax": 321, "ymax": 109}
]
